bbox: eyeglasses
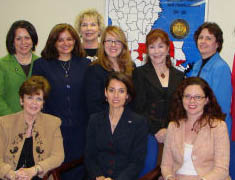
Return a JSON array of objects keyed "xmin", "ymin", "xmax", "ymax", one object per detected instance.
[
  {"xmin": 183, "ymin": 95, "xmax": 206, "ymax": 101},
  {"xmin": 104, "ymin": 39, "xmax": 122, "ymax": 46}
]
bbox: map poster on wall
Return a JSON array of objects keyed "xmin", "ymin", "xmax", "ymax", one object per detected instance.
[{"xmin": 106, "ymin": 0, "xmax": 208, "ymax": 73}]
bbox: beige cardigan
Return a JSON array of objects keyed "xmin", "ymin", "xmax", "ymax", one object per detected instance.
[
  {"xmin": 0, "ymin": 111, "xmax": 64, "ymax": 179},
  {"xmin": 161, "ymin": 120, "xmax": 230, "ymax": 180}
]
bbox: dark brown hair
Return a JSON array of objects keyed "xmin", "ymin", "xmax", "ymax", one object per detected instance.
[
  {"xmin": 169, "ymin": 77, "xmax": 225, "ymax": 129},
  {"xmin": 145, "ymin": 28, "xmax": 171, "ymax": 68},
  {"xmin": 93, "ymin": 26, "xmax": 134, "ymax": 76},
  {"xmin": 19, "ymin": 76, "xmax": 50, "ymax": 99},
  {"xmin": 105, "ymin": 72, "xmax": 135, "ymax": 103},
  {"xmin": 6, "ymin": 20, "xmax": 38, "ymax": 54},
  {"xmin": 41, "ymin": 23, "xmax": 85, "ymax": 60},
  {"xmin": 194, "ymin": 22, "xmax": 223, "ymax": 53}
]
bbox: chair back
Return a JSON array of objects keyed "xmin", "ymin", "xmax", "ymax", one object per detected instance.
[{"xmin": 139, "ymin": 134, "xmax": 158, "ymax": 178}]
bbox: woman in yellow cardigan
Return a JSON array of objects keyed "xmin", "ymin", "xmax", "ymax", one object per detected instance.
[{"xmin": 0, "ymin": 76, "xmax": 64, "ymax": 180}]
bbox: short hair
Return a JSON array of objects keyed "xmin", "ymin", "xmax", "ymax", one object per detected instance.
[
  {"xmin": 105, "ymin": 72, "xmax": 135, "ymax": 103},
  {"xmin": 194, "ymin": 22, "xmax": 223, "ymax": 53},
  {"xmin": 41, "ymin": 23, "xmax": 85, "ymax": 60},
  {"xmin": 145, "ymin": 28, "xmax": 171, "ymax": 67},
  {"xmin": 19, "ymin": 76, "xmax": 51, "ymax": 100},
  {"xmin": 94, "ymin": 26, "xmax": 134, "ymax": 76},
  {"xmin": 74, "ymin": 8, "xmax": 105, "ymax": 35},
  {"xmin": 6, "ymin": 20, "xmax": 38, "ymax": 54},
  {"xmin": 169, "ymin": 77, "xmax": 225, "ymax": 130}
]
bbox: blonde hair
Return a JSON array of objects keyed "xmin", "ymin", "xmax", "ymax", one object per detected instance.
[
  {"xmin": 93, "ymin": 26, "xmax": 134, "ymax": 76},
  {"xmin": 74, "ymin": 9, "xmax": 105, "ymax": 36}
]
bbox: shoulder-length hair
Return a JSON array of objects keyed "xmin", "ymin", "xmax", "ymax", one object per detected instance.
[
  {"xmin": 194, "ymin": 22, "xmax": 223, "ymax": 53},
  {"xmin": 6, "ymin": 20, "xmax": 38, "ymax": 54},
  {"xmin": 41, "ymin": 23, "xmax": 85, "ymax": 60},
  {"xmin": 93, "ymin": 26, "xmax": 134, "ymax": 76},
  {"xmin": 145, "ymin": 28, "xmax": 171, "ymax": 68},
  {"xmin": 169, "ymin": 77, "xmax": 225, "ymax": 130}
]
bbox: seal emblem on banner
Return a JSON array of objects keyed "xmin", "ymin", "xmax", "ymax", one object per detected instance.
[{"xmin": 170, "ymin": 19, "xmax": 189, "ymax": 39}]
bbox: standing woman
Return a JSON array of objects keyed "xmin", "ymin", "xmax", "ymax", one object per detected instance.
[
  {"xmin": 0, "ymin": 20, "xmax": 39, "ymax": 116},
  {"xmin": 75, "ymin": 9, "xmax": 105, "ymax": 62},
  {"xmin": 85, "ymin": 25, "xmax": 134, "ymax": 116},
  {"xmin": 32, "ymin": 23, "xmax": 89, "ymax": 180},
  {"xmin": 133, "ymin": 29, "xmax": 184, "ymax": 164},
  {"xmin": 189, "ymin": 22, "xmax": 232, "ymax": 134}
]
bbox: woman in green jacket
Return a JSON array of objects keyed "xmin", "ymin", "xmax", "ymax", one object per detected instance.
[{"xmin": 0, "ymin": 20, "xmax": 39, "ymax": 116}]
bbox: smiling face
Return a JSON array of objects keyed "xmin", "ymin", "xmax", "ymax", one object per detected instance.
[
  {"xmin": 80, "ymin": 16, "xmax": 100, "ymax": 43},
  {"xmin": 148, "ymin": 38, "xmax": 169, "ymax": 65},
  {"xmin": 105, "ymin": 79, "xmax": 128, "ymax": 109},
  {"xmin": 197, "ymin": 28, "xmax": 218, "ymax": 58},
  {"xmin": 183, "ymin": 85, "xmax": 208, "ymax": 118},
  {"xmin": 20, "ymin": 90, "xmax": 44, "ymax": 117},
  {"xmin": 55, "ymin": 30, "xmax": 75, "ymax": 59},
  {"xmin": 104, "ymin": 33, "xmax": 123, "ymax": 62},
  {"xmin": 14, "ymin": 28, "xmax": 33, "ymax": 56}
]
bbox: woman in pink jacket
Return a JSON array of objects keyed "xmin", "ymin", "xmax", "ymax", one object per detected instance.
[{"xmin": 161, "ymin": 77, "xmax": 230, "ymax": 180}]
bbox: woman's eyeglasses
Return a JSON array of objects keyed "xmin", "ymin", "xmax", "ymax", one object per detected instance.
[
  {"xmin": 104, "ymin": 39, "xmax": 122, "ymax": 46},
  {"xmin": 183, "ymin": 95, "xmax": 206, "ymax": 101}
]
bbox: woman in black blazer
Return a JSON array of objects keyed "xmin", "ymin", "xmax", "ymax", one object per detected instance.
[
  {"xmin": 84, "ymin": 26, "xmax": 134, "ymax": 117},
  {"xmin": 85, "ymin": 72, "xmax": 148, "ymax": 180},
  {"xmin": 133, "ymin": 29, "xmax": 184, "ymax": 165}
]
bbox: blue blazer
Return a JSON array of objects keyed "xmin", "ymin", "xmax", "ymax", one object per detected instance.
[
  {"xmin": 85, "ymin": 107, "xmax": 148, "ymax": 180},
  {"xmin": 190, "ymin": 52, "xmax": 232, "ymax": 134}
]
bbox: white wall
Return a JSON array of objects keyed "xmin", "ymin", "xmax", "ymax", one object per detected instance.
[{"xmin": 0, "ymin": 0, "xmax": 235, "ymax": 67}]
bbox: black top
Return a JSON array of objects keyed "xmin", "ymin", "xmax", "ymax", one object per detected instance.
[
  {"xmin": 85, "ymin": 107, "xmax": 148, "ymax": 180},
  {"xmin": 85, "ymin": 49, "xmax": 98, "ymax": 57},
  {"xmin": 16, "ymin": 137, "xmax": 41, "ymax": 180},
  {"xmin": 85, "ymin": 49, "xmax": 98, "ymax": 62},
  {"xmin": 133, "ymin": 62, "xmax": 184, "ymax": 134},
  {"xmin": 20, "ymin": 64, "xmax": 31, "ymax": 76}
]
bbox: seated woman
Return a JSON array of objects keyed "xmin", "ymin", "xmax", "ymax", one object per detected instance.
[
  {"xmin": 0, "ymin": 76, "xmax": 64, "ymax": 180},
  {"xmin": 161, "ymin": 77, "xmax": 230, "ymax": 180},
  {"xmin": 85, "ymin": 72, "xmax": 148, "ymax": 180}
]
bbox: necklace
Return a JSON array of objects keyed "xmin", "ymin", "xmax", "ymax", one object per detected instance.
[
  {"xmin": 61, "ymin": 61, "xmax": 71, "ymax": 78},
  {"xmin": 160, "ymin": 72, "xmax": 165, "ymax": 79}
]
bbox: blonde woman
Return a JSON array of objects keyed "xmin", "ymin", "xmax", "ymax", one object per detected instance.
[{"xmin": 75, "ymin": 9, "xmax": 105, "ymax": 61}]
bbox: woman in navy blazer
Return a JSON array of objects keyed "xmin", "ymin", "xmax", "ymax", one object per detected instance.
[
  {"xmin": 85, "ymin": 72, "xmax": 148, "ymax": 180},
  {"xmin": 32, "ymin": 24, "xmax": 89, "ymax": 180}
]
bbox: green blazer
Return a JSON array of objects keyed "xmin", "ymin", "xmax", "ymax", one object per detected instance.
[{"xmin": 0, "ymin": 54, "xmax": 38, "ymax": 116}]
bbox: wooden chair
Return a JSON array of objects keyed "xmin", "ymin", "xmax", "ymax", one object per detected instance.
[{"xmin": 42, "ymin": 157, "xmax": 84, "ymax": 180}]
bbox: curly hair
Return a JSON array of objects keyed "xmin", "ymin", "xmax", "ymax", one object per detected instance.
[
  {"xmin": 41, "ymin": 23, "xmax": 85, "ymax": 60},
  {"xmin": 194, "ymin": 22, "xmax": 223, "ymax": 53},
  {"xmin": 169, "ymin": 77, "xmax": 225, "ymax": 130},
  {"xmin": 93, "ymin": 26, "xmax": 134, "ymax": 76},
  {"xmin": 74, "ymin": 8, "xmax": 105, "ymax": 36},
  {"xmin": 145, "ymin": 28, "xmax": 171, "ymax": 68},
  {"xmin": 6, "ymin": 20, "xmax": 38, "ymax": 54}
]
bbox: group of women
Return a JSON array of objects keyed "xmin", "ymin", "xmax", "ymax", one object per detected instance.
[{"xmin": 0, "ymin": 8, "xmax": 232, "ymax": 180}]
